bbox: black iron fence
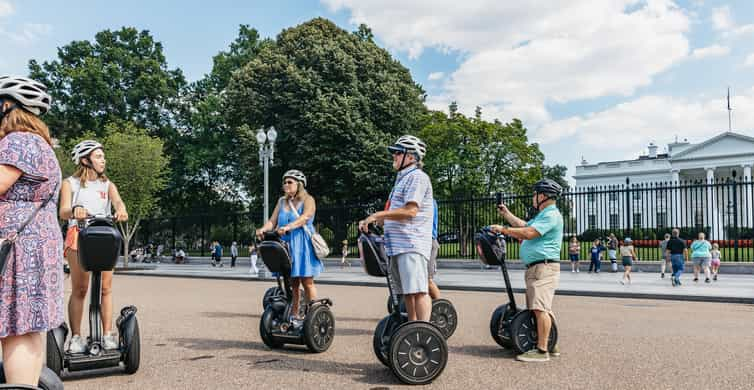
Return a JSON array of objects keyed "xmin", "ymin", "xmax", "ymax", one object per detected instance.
[{"xmin": 137, "ymin": 178, "xmax": 754, "ymax": 262}]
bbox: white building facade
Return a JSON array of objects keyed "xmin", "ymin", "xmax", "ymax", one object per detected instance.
[{"xmin": 572, "ymin": 132, "xmax": 754, "ymax": 238}]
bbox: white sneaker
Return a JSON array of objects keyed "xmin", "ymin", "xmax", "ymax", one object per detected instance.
[
  {"xmin": 103, "ymin": 333, "xmax": 119, "ymax": 350},
  {"xmin": 576, "ymin": 269, "xmax": 580, "ymax": 273},
  {"xmin": 68, "ymin": 334, "xmax": 87, "ymax": 353}
]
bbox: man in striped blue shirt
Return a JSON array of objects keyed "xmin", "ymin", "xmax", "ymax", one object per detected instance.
[{"xmin": 360, "ymin": 135, "xmax": 434, "ymax": 322}]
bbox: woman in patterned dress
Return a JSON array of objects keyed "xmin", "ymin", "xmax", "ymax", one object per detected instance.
[
  {"xmin": 256, "ymin": 169, "xmax": 322, "ymax": 324},
  {"xmin": 0, "ymin": 75, "xmax": 63, "ymax": 385}
]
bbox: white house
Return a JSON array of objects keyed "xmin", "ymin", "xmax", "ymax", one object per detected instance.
[{"xmin": 572, "ymin": 131, "xmax": 754, "ymax": 237}]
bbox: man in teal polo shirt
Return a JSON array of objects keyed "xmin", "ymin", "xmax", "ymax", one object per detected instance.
[{"xmin": 491, "ymin": 179, "xmax": 563, "ymax": 362}]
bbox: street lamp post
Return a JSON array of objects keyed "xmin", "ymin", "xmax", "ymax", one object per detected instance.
[{"xmin": 255, "ymin": 126, "xmax": 277, "ymax": 278}]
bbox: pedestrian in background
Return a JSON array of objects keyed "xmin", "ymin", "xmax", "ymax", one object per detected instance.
[
  {"xmin": 569, "ymin": 236, "xmax": 580, "ymax": 272},
  {"xmin": 659, "ymin": 233, "xmax": 671, "ymax": 278},
  {"xmin": 589, "ymin": 239, "xmax": 605, "ymax": 273},
  {"xmin": 666, "ymin": 229, "xmax": 688, "ymax": 286},
  {"xmin": 340, "ymin": 240, "xmax": 350, "ymax": 268},
  {"xmin": 607, "ymin": 233, "xmax": 619, "ymax": 272},
  {"xmin": 690, "ymin": 232, "xmax": 712, "ymax": 283},
  {"xmin": 249, "ymin": 244, "xmax": 259, "ymax": 275},
  {"xmin": 230, "ymin": 241, "xmax": 239, "ymax": 268},
  {"xmin": 619, "ymin": 238, "xmax": 637, "ymax": 285},
  {"xmin": 710, "ymin": 243, "xmax": 721, "ymax": 281}
]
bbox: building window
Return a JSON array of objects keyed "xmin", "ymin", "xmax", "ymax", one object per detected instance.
[
  {"xmin": 632, "ymin": 191, "xmax": 642, "ymax": 201},
  {"xmin": 656, "ymin": 212, "xmax": 666, "ymax": 229},
  {"xmin": 656, "ymin": 190, "xmax": 665, "ymax": 200},
  {"xmin": 588, "ymin": 215, "xmax": 596, "ymax": 230},
  {"xmin": 633, "ymin": 213, "xmax": 642, "ymax": 229},
  {"xmin": 609, "ymin": 192, "xmax": 618, "ymax": 202},
  {"xmin": 588, "ymin": 192, "xmax": 596, "ymax": 203},
  {"xmin": 609, "ymin": 214, "xmax": 619, "ymax": 229}
]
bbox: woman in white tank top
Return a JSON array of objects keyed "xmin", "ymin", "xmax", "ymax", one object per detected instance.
[{"xmin": 58, "ymin": 140, "xmax": 128, "ymax": 352}]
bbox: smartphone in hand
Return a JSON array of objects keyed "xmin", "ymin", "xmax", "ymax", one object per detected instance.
[{"xmin": 495, "ymin": 192, "xmax": 503, "ymax": 209}]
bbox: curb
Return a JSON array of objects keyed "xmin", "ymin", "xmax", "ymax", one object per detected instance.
[{"xmin": 115, "ymin": 270, "xmax": 754, "ymax": 305}]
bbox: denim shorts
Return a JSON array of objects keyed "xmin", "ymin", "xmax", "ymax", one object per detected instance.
[
  {"xmin": 390, "ymin": 252, "xmax": 429, "ymax": 295},
  {"xmin": 693, "ymin": 256, "xmax": 711, "ymax": 268}
]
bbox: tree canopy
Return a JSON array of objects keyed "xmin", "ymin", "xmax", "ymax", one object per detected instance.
[{"xmin": 226, "ymin": 18, "xmax": 427, "ymax": 205}]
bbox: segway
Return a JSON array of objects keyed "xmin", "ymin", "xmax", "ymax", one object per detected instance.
[
  {"xmin": 0, "ymin": 364, "xmax": 63, "ymax": 389},
  {"xmin": 359, "ymin": 227, "xmax": 448, "ymax": 385},
  {"xmin": 475, "ymin": 226, "xmax": 557, "ymax": 354},
  {"xmin": 257, "ymin": 231, "xmax": 334, "ymax": 353},
  {"xmin": 385, "ymin": 294, "xmax": 457, "ymax": 339},
  {"xmin": 46, "ymin": 216, "xmax": 140, "ymax": 377}
]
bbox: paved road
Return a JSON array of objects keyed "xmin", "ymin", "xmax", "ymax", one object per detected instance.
[
  {"xmin": 60, "ymin": 275, "xmax": 753, "ymax": 390},
  {"xmin": 119, "ymin": 261, "xmax": 754, "ymax": 303}
]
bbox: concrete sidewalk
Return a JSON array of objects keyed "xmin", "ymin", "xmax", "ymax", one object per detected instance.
[{"xmin": 116, "ymin": 257, "xmax": 754, "ymax": 304}]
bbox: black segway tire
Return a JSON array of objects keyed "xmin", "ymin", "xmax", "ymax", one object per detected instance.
[
  {"xmin": 509, "ymin": 310, "xmax": 558, "ymax": 355},
  {"xmin": 45, "ymin": 331, "xmax": 64, "ymax": 377},
  {"xmin": 372, "ymin": 316, "xmax": 392, "ymax": 367},
  {"xmin": 389, "ymin": 321, "xmax": 448, "ymax": 385},
  {"xmin": 0, "ymin": 365, "xmax": 63, "ymax": 390},
  {"xmin": 123, "ymin": 317, "xmax": 141, "ymax": 374},
  {"xmin": 489, "ymin": 304, "xmax": 517, "ymax": 349},
  {"xmin": 303, "ymin": 304, "xmax": 335, "ymax": 353},
  {"xmin": 430, "ymin": 299, "xmax": 457, "ymax": 339},
  {"xmin": 259, "ymin": 308, "xmax": 284, "ymax": 349},
  {"xmin": 262, "ymin": 287, "xmax": 282, "ymax": 309}
]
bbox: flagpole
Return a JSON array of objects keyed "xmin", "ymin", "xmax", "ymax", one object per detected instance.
[{"xmin": 727, "ymin": 86, "xmax": 732, "ymax": 132}]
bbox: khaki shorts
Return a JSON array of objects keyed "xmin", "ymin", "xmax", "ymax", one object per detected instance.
[
  {"xmin": 524, "ymin": 262, "xmax": 560, "ymax": 314},
  {"xmin": 428, "ymin": 239, "xmax": 439, "ymax": 279}
]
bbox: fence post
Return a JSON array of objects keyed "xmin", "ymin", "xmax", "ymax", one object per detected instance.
[{"xmin": 732, "ymin": 174, "xmax": 739, "ymax": 261}]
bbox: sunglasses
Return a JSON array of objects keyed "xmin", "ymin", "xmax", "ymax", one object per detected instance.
[{"xmin": 390, "ymin": 150, "xmax": 405, "ymax": 156}]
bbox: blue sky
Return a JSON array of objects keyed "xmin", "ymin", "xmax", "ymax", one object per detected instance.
[{"xmin": 2, "ymin": 1, "xmax": 753, "ymax": 181}]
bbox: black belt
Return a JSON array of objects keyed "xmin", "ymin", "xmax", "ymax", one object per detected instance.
[{"xmin": 526, "ymin": 259, "xmax": 559, "ymax": 268}]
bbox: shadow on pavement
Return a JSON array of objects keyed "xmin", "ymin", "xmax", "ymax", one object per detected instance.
[
  {"xmin": 228, "ymin": 353, "xmax": 403, "ymax": 386},
  {"xmin": 449, "ymin": 344, "xmax": 517, "ymax": 359},
  {"xmin": 169, "ymin": 337, "xmax": 274, "ymax": 353},
  {"xmin": 201, "ymin": 311, "xmax": 381, "ymax": 324}
]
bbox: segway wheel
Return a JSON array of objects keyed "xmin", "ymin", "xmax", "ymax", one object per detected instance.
[
  {"xmin": 123, "ymin": 317, "xmax": 141, "ymax": 374},
  {"xmin": 262, "ymin": 287, "xmax": 282, "ymax": 310},
  {"xmin": 45, "ymin": 331, "xmax": 64, "ymax": 377},
  {"xmin": 430, "ymin": 299, "xmax": 457, "ymax": 339},
  {"xmin": 259, "ymin": 308, "xmax": 284, "ymax": 349},
  {"xmin": 372, "ymin": 316, "xmax": 392, "ymax": 367},
  {"xmin": 0, "ymin": 365, "xmax": 64, "ymax": 390},
  {"xmin": 489, "ymin": 304, "xmax": 517, "ymax": 349},
  {"xmin": 389, "ymin": 321, "xmax": 448, "ymax": 385},
  {"xmin": 303, "ymin": 304, "xmax": 335, "ymax": 353},
  {"xmin": 509, "ymin": 310, "xmax": 558, "ymax": 355}
]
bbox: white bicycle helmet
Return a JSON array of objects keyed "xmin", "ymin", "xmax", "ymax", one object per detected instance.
[
  {"xmin": 283, "ymin": 169, "xmax": 307, "ymax": 187},
  {"xmin": 71, "ymin": 140, "xmax": 104, "ymax": 165},
  {"xmin": 387, "ymin": 135, "xmax": 426, "ymax": 160},
  {"xmin": 0, "ymin": 75, "xmax": 52, "ymax": 116}
]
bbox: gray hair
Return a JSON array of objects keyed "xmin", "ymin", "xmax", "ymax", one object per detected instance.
[{"xmin": 671, "ymin": 228, "xmax": 680, "ymax": 237}]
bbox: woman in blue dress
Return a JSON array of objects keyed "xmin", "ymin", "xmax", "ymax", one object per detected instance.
[{"xmin": 256, "ymin": 169, "xmax": 322, "ymax": 320}]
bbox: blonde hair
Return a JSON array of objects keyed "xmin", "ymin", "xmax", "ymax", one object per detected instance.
[
  {"xmin": 284, "ymin": 181, "xmax": 309, "ymax": 203},
  {"xmin": 72, "ymin": 146, "xmax": 108, "ymax": 188},
  {"xmin": 0, "ymin": 105, "xmax": 53, "ymax": 145}
]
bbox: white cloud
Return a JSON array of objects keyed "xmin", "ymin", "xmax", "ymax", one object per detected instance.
[
  {"xmin": 0, "ymin": 23, "xmax": 52, "ymax": 45},
  {"xmin": 427, "ymin": 72, "xmax": 444, "ymax": 81},
  {"xmin": 711, "ymin": 6, "xmax": 733, "ymax": 31},
  {"xmin": 538, "ymin": 89, "xmax": 753, "ymax": 153},
  {"xmin": 0, "ymin": 0, "xmax": 13, "ymax": 18},
  {"xmin": 711, "ymin": 5, "xmax": 754, "ymax": 37},
  {"xmin": 323, "ymin": 0, "xmax": 691, "ymax": 126},
  {"xmin": 690, "ymin": 44, "xmax": 729, "ymax": 59},
  {"xmin": 745, "ymin": 53, "xmax": 754, "ymax": 67}
]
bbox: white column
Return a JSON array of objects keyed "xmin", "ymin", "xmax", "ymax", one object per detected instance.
[
  {"xmin": 744, "ymin": 164, "xmax": 753, "ymax": 227},
  {"xmin": 670, "ymin": 169, "xmax": 682, "ymax": 228},
  {"xmin": 705, "ymin": 167, "xmax": 716, "ymax": 239},
  {"xmin": 671, "ymin": 169, "xmax": 680, "ymax": 183}
]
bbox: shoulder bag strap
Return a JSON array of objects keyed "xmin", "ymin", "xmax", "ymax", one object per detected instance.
[
  {"xmin": 287, "ymin": 198, "xmax": 315, "ymax": 238},
  {"xmin": 11, "ymin": 182, "xmax": 59, "ymax": 241}
]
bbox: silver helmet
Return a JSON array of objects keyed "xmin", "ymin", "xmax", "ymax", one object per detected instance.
[{"xmin": 0, "ymin": 75, "xmax": 52, "ymax": 116}]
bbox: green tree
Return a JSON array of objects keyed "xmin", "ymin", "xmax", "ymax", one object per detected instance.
[
  {"xmin": 226, "ymin": 18, "xmax": 427, "ymax": 207},
  {"xmin": 542, "ymin": 164, "xmax": 570, "ymax": 191},
  {"xmin": 28, "ymin": 27, "xmax": 185, "ymax": 141},
  {"xmin": 419, "ymin": 108, "xmax": 544, "ymax": 254},
  {"xmin": 165, "ymin": 25, "xmax": 270, "ymax": 214},
  {"xmin": 419, "ymin": 108, "xmax": 544, "ymax": 198}
]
